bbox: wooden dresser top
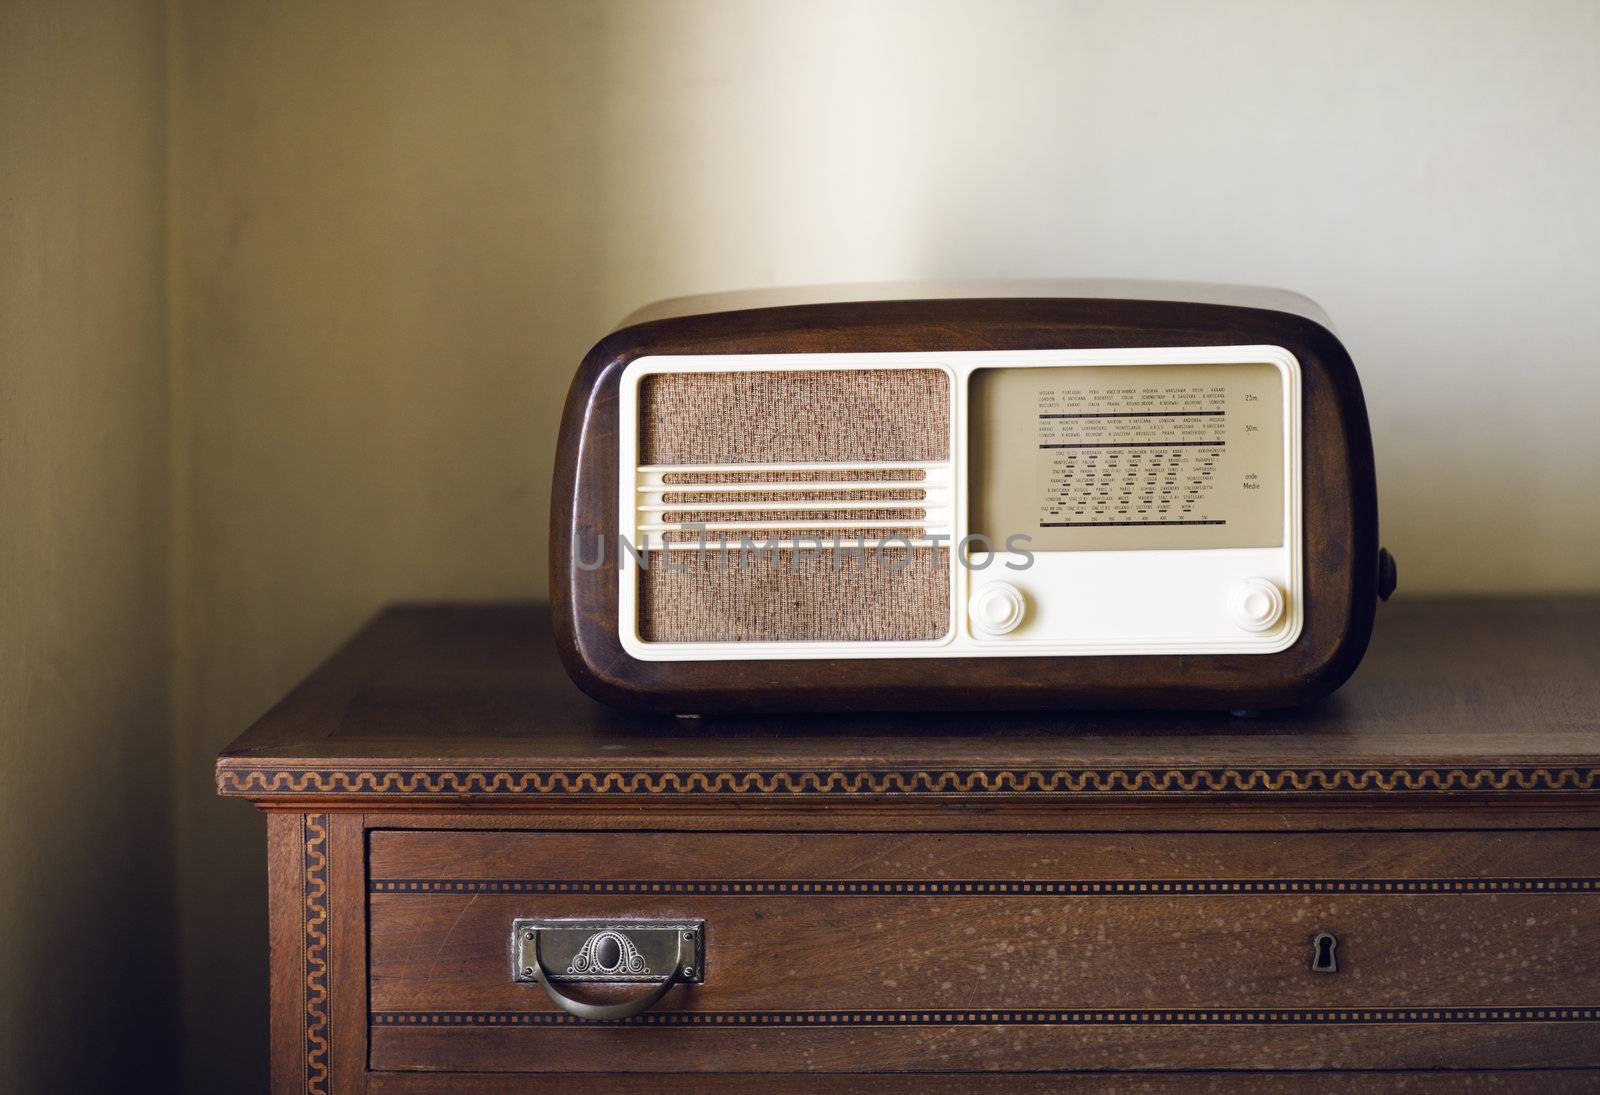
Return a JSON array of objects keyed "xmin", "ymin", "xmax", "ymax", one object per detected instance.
[{"xmin": 216, "ymin": 597, "xmax": 1600, "ymax": 804}]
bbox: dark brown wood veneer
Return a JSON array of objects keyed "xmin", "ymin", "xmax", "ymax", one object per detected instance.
[
  {"xmin": 550, "ymin": 295, "xmax": 1381, "ymax": 713},
  {"xmin": 219, "ymin": 599, "xmax": 1600, "ymax": 1093}
]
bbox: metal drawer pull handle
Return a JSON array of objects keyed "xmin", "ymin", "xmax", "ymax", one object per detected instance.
[
  {"xmin": 531, "ymin": 934, "xmax": 681, "ymax": 1020},
  {"xmin": 513, "ymin": 918, "xmax": 704, "ymax": 1021}
]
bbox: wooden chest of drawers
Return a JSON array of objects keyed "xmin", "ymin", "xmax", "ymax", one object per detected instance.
[{"xmin": 218, "ymin": 599, "xmax": 1600, "ymax": 1092}]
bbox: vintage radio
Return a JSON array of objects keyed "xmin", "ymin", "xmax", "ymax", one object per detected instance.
[{"xmin": 551, "ymin": 282, "xmax": 1394, "ymax": 713}]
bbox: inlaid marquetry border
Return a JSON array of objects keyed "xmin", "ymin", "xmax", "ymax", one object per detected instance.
[
  {"xmin": 371, "ymin": 1006, "xmax": 1600, "ymax": 1028},
  {"xmin": 221, "ymin": 764, "xmax": 1600, "ymax": 800},
  {"xmin": 369, "ymin": 876, "xmax": 1600, "ymax": 897},
  {"xmin": 303, "ymin": 814, "xmax": 331, "ymax": 1095}
]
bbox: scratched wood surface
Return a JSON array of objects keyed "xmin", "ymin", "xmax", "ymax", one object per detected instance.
[
  {"xmin": 220, "ymin": 598, "xmax": 1600, "ymax": 782},
  {"xmin": 232, "ymin": 598, "xmax": 1600, "ymax": 1091}
]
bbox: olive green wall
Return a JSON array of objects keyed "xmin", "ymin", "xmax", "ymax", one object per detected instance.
[
  {"xmin": 166, "ymin": 5, "xmax": 1600, "ymax": 1086},
  {"xmin": 0, "ymin": 2, "xmax": 176, "ymax": 1091},
  {"xmin": 166, "ymin": 3, "xmax": 615, "ymax": 1086},
  {"xmin": 5, "ymin": 2, "xmax": 1600, "ymax": 1091}
]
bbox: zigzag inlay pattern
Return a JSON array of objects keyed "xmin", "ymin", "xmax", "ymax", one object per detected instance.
[
  {"xmin": 303, "ymin": 814, "xmax": 331, "ymax": 1095},
  {"xmin": 371, "ymin": 1006, "xmax": 1600, "ymax": 1028},
  {"xmin": 369, "ymin": 876, "xmax": 1600, "ymax": 897},
  {"xmin": 220, "ymin": 764, "xmax": 1600, "ymax": 799}
]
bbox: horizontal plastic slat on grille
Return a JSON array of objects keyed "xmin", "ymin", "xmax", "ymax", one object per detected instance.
[
  {"xmin": 659, "ymin": 488, "xmax": 927, "ymax": 504},
  {"xmin": 636, "ymin": 462, "xmax": 953, "ymax": 551},
  {"xmin": 658, "ymin": 468, "xmax": 928, "ymax": 485},
  {"xmin": 657, "ymin": 508, "xmax": 927, "ymax": 524},
  {"xmin": 659, "ymin": 528, "xmax": 928, "ymax": 544}
]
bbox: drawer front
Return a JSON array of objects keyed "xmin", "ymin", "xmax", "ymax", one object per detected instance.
[{"xmin": 367, "ymin": 830, "xmax": 1600, "ymax": 1073}]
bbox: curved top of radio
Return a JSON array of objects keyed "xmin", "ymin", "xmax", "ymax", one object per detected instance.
[{"xmin": 617, "ymin": 279, "xmax": 1333, "ymax": 333}]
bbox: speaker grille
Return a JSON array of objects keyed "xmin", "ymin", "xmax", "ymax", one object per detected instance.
[
  {"xmin": 640, "ymin": 370, "xmax": 949, "ymax": 465},
  {"xmin": 640, "ymin": 548, "xmax": 950, "ymax": 643},
  {"xmin": 630, "ymin": 366, "xmax": 955, "ymax": 647}
]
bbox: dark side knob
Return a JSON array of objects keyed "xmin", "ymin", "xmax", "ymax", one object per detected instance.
[{"xmin": 1377, "ymin": 548, "xmax": 1398, "ymax": 602}]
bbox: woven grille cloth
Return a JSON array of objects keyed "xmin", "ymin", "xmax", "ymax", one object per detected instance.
[
  {"xmin": 640, "ymin": 370, "xmax": 949, "ymax": 465},
  {"xmin": 640, "ymin": 548, "xmax": 949, "ymax": 642}
]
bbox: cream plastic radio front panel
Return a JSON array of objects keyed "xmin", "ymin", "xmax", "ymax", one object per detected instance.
[{"xmin": 616, "ymin": 347, "xmax": 1302, "ymax": 662}]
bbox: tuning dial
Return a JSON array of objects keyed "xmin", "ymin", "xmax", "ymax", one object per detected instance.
[
  {"xmin": 971, "ymin": 582, "xmax": 1026, "ymax": 636},
  {"xmin": 1228, "ymin": 578, "xmax": 1285, "ymax": 632}
]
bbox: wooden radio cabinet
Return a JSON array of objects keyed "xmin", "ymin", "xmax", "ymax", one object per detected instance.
[{"xmin": 217, "ymin": 598, "xmax": 1600, "ymax": 1092}]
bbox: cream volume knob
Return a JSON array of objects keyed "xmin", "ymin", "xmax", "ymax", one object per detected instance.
[
  {"xmin": 1229, "ymin": 578, "xmax": 1285, "ymax": 632},
  {"xmin": 971, "ymin": 582, "xmax": 1026, "ymax": 636}
]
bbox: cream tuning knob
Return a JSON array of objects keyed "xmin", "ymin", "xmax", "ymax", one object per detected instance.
[
  {"xmin": 1229, "ymin": 578, "xmax": 1285, "ymax": 632},
  {"xmin": 971, "ymin": 582, "xmax": 1026, "ymax": 636}
]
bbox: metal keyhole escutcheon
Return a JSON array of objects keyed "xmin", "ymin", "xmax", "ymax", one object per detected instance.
[{"xmin": 1311, "ymin": 931, "xmax": 1339, "ymax": 973}]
